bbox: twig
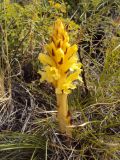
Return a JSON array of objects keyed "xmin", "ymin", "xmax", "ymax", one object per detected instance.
[{"xmin": 78, "ymin": 44, "xmax": 89, "ymax": 96}]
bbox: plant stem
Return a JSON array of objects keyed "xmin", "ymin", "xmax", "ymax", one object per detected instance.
[
  {"xmin": 3, "ymin": 0, "xmax": 11, "ymax": 97},
  {"xmin": 56, "ymin": 93, "xmax": 72, "ymax": 137}
]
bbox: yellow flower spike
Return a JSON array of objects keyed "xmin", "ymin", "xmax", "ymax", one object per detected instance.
[{"xmin": 38, "ymin": 19, "xmax": 83, "ymax": 137}]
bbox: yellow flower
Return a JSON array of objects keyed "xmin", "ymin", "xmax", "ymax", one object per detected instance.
[
  {"xmin": 48, "ymin": 0, "xmax": 54, "ymax": 6},
  {"xmin": 38, "ymin": 53, "xmax": 56, "ymax": 67},
  {"xmin": 54, "ymin": 3, "xmax": 61, "ymax": 9},
  {"xmin": 38, "ymin": 19, "xmax": 82, "ymax": 94},
  {"xmin": 48, "ymin": 0, "xmax": 66, "ymax": 13},
  {"xmin": 38, "ymin": 66, "xmax": 60, "ymax": 86}
]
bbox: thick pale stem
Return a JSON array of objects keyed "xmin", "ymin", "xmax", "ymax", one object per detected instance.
[{"xmin": 56, "ymin": 93, "xmax": 72, "ymax": 137}]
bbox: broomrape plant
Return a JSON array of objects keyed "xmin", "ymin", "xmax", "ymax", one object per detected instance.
[{"xmin": 38, "ymin": 19, "xmax": 82, "ymax": 137}]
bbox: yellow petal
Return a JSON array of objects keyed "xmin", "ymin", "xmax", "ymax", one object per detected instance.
[
  {"xmin": 65, "ymin": 44, "xmax": 78, "ymax": 60},
  {"xmin": 46, "ymin": 42, "xmax": 56, "ymax": 57},
  {"xmin": 60, "ymin": 55, "xmax": 78, "ymax": 72},
  {"xmin": 63, "ymin": 83, "xmax": 75, "ymax": 93},
  {"xmin": 52, "ymin": 36, "xmax": 63, "ymax": 48},
  {"xmin": 54, "ymin": 19, "xmax": 64, "ymax": 32},
  {"xmin": 56, "ymin": 78, "xmax": 76, "ymax": 94},
  {"xmin": 64, "ymin": 31, "xmax": 69, "ymax": 42},
  {"xmin": 46, "ymin": 42, "xmax": 64, "ymax": 64},
  {"xmin": 69, "ymin": 62, "xmax": 82, "ymax": 71},
  {"xmin": 55, "ymin": 48, "xmax": 64, "ymax": 64},
  {"xmin": 62, "ymin": 42, "xmax": 70, "ymax": 53},
  {"xmin": 38, "ymin": 66, "xmax": 60, "ymax": 84},
  {"xmin": 38, "ymin": 53, "xmax": 56, "ymax": 67},
  {"xmin": 49, "ymin": 67, "xmax": 60, "ymax": 80},
  {"xmin": 38, "ymin": 70, "xmax": 49, "ymax": 82},
  {"xmin": 67, "ymin": 70, "xmax": 81, "ymax": 83}
]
